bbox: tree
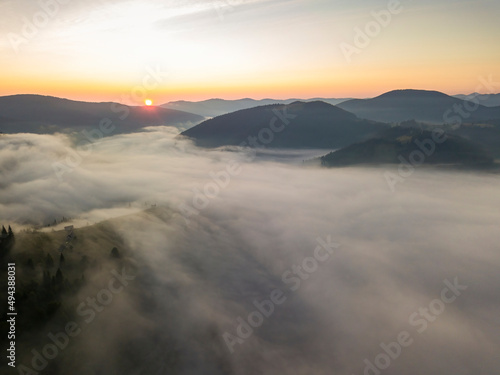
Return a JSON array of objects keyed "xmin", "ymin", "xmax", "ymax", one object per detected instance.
[
  {"xmin": 111, "ymin": 247, "xmax": 121, "ymax": 259},
  {"xmin": 59, "ymin": 253, "xmax": 65, "ymax": 265},
  {"xmin": 26, "ymin": 258, "xmax": 35, "ymax": 270},
  {"xmin": 6, "ymin": 225, "xmax": 15, "ymax": 247},
  {"xmin": 0, "ymin": 225, "xmax": 13, "ymax": 257},
  {"xmin": 45, "ymin": 253, "xmax": 54, "ymax": 269},
  {"xmin": 55, "ymin": 268, "xmax": 63, "ymax": 285}
]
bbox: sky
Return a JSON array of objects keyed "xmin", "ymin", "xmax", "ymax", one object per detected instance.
[{"xmin": 1, "ymin": 0, "xmax": 499, "ymax": 103}]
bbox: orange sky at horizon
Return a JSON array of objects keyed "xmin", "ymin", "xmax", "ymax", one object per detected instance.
[
  {"xmin": 1, "ymin": 0, "xmax": 499, "ymax": 104},
  {"xmin": 1, "ymin": 67, "xmax": 497, "ymax": 104}
]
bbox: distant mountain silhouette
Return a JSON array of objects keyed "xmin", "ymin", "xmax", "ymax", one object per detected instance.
[
  {"xmin": 162, "ymin": 97, "xmax": 351, "ymax": 118},
  {"xmin": 320, "ymin": 126, "xmax": 494, "ymax": 167},
  {"xmin": 453, "ymin": 93, "xmax": 500, "ymax": 107},
  {"xmin": 337, "ymin": 90, "xmax": 500, "ymax": 124},
  {"xmin": 0, "ymin": 95, "xmax": 204, "ymax": 134},
  {"xmin": 180, "ymin": 101, "xmax": 388, "ymax": 149}
]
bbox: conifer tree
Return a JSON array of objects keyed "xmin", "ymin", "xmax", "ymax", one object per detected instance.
[
  {"xmin": 46, "ymin": 253, "xmax": 54, "ymax": 269},
  {"xmin": 27, "ymin": 258, "xmax": 34, "ymax": 270},
  {"xmin": 111, "ymin": 247, "xmax": 121, "ymax": 259},
  {"xmin": 55, "ymin": 268, "xmax": 63, "ymax": 285}
]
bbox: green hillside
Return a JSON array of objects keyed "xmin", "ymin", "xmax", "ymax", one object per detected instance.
[
  {"xmin": 320, "ymin": 127, "xmax": 495, "ymax": 168},
  {"xmin": 181, "ymin": 101, "xmax": 388, "ymax": 149}
]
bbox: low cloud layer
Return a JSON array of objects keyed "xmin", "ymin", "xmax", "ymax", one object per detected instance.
[{"xmin": 1, "ymin": 128, "xmax": 499, "ymax": 374}]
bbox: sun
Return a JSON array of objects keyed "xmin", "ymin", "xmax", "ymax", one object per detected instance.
[{"xmin": 145, "ymin": 99, "xmax": 153, "ymax": 106}]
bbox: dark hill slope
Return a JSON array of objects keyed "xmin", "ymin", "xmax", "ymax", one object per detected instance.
[
  {"xmin": 181, "ymin": 101, "xmax": 388, "ymax": 149},
  {"xmin": 162, "ymin": 97, "xmax": 351, "ymax": 117},
  {"xmin": 338, "ymin": 90, "xmax": 500, "ymax": 124},
  {"xmin": 0, "ymin": 94, "xmax": 203, "ymax": 134},
  {"xmin": 320, "ymin": 127, "xmax": 494, "ymax": 167}
]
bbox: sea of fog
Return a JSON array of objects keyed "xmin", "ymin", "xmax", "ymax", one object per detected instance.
[{"xmin": 1, "ymin": 127, "xmax": 499, "ymax": 374}]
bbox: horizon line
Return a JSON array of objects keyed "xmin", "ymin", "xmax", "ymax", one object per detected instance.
[{"xmin": 0, "ymin": 89, "xmax": 497, "ymax": 106}]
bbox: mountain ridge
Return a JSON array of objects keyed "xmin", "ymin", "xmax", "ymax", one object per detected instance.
[
  {"xmin": 0, "ymin": 94, "xmax": 204, "ymax": 134},
  {"xmin": 320, "ymin": 126, "xmax": 495, "ymax": 168},
  {"xmin": 161, "ymin": 97, "xmax": 352, "ymax": 117},
  {"xmin": 181, "ymin": 100, "xmax": 388, "ymax": 149},
  {"xmin": 338, "ymin": 89, "xmax": 500, "ymax": 124}
]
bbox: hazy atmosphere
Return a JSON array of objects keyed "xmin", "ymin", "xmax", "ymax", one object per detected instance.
[
  {"xmin": 1, "ymin": 1, "xmax": 500, "ymax": 375},
  {"xmin": 1, "ymin": 128, "xmax": 499, "ymax": 374}
]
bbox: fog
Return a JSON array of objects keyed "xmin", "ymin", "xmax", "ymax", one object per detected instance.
[{"xmin": 1, "ymin": 127, "xmax": 499, "ymax": 374}]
